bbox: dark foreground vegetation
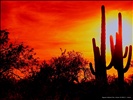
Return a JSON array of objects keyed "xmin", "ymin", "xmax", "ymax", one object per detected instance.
[{"xmin": 0, "ymin": 71, "xmax": 133, "ymax": 99}]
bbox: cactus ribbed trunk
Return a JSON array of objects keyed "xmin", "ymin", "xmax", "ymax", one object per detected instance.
[
  {"xmin": 118, "ymin": 69, "xmax": 124, "ymax": 86},
  {"xmin": 101, "ymin": 5, "xmax": 107, "ymax": 83},
  {"xmin": 117, "ymin": 13, "xmax": 124, "ymax": 85},
  {"xmin": 101, "ymin": 5, "xmax": 106, "ymax": 64}
]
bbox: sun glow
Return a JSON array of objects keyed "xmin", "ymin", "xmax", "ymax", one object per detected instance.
[
  {"xmin": 106, "ymin": 11, "xmax": 132, "ymax": 61},
  {"xmin": 106, "ymin": 11, "xmax": 132, "ymax": 48}
]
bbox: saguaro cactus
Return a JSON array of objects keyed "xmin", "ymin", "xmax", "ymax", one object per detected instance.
[
  {"xmin": 89, "ymin": 5, "xmax": 113, "ymax": 84},
  {"xmin": 110, "ymin": 13, "xmax": 132, "ymax": 85}
]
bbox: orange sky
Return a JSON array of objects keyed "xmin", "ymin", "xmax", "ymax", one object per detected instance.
[{"xmin": 1, "ymin": 1, "xmax": 133, "ymax": 77}]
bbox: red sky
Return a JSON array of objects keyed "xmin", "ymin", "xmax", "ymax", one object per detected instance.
[{"xmin": 1, "ymin": 1, "xmax": 133, "ymax": 77}]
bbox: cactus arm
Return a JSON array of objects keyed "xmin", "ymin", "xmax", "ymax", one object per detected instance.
[
  {"xmin": 106, "ymin": 61, "xmax": 113, "ymax": 70},
  {"xmin": 110, "ymin": 35, "xmax": 115, "ymax": 55},
  {"xmin": 123, "ymin": 45, "xmax": 132, "ymax": 73},
  {"xmin": 89, "ymin": 38, "xmax": 97, "ymax": 75},
  {"xmin": 92, "ymin": 38, "xmax": 96, "ymax": 50},
  {"xmin": 90, "ymin": 38, "xmax": 101, "ymax": 75},
  {"xmin": 89, "ymin": 63, "xmax": 96, "ymax": 75},
  {"xmin": 106, "ymin": 35, "xmax": 114, "ymax": 69},
  {"xmin": 123, "ymin": 46, "xmax": 128, "ymax": 58},
  {"xmin": 106, "ymin": 60, "xmax": 113, "ymax": 69},
  {"xmin": 92, "ymin": 38, "xmax": 97, "ymax": 59},
  {"xmin": 92, "ymin": 38, "xmax": 100, "ymax": 64}
]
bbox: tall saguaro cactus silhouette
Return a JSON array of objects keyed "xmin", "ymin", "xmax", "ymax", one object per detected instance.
[
  {"xmin": 110, "ymin": 13, "xmax": 132, "ymax": 85},
  {"xmin": 89, "ymin": 5, "xmax": 113, "ymax": 84}
]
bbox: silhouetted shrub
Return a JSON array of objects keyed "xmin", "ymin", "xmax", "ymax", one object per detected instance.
[
  {"xmin": 0, "ymin": 30, "xmax": 39, "ymax": 79},
  {"xmin": 48, "ymin": 50, "xmax": 91, "ymax": 83}
]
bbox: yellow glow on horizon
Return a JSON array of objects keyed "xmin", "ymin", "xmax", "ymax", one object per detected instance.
[{"xmin": 106, "ymin": 10, "xmax": 132, "ymax": 45}]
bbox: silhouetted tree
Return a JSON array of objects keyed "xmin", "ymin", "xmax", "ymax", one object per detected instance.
[
  {"xmin": 0, "ymin": 30, "xmax": 39, "ymax": 79},
  {"xmin": 49, "ymin": 49, "xmax": 90, "ymax": 83}
]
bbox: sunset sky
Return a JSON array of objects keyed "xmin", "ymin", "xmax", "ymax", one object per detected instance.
[{"xmin": 1, "ymin": 1, "xmax": 133, "ymax": 76}]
